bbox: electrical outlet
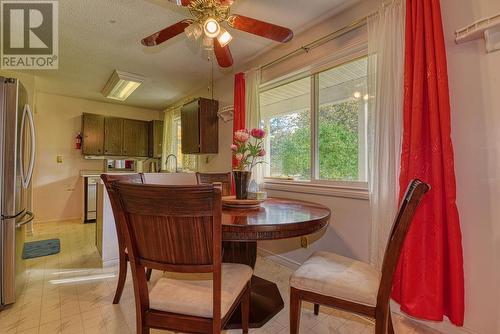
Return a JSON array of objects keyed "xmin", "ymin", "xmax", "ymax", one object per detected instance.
[
  {"xmin": 56, "ymin": 155, "xmax": 63, "ymax": 163},
  {"xmin": 300, "ymin": 236, "xmax": 309, "ymax": 248}
]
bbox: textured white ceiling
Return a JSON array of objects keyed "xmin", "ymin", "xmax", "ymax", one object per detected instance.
[{"xmin": 28, "ymin": 0, "xmax": 359, "ymax": 110}]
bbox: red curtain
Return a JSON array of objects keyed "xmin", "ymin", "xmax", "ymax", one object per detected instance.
[
  {"xmin": 392, "ymin": 0, "xmax": 464, "ymax": 326},
  {"xmin": 232, "ymin": 72, "xmax": 246, "ymax": 169}
]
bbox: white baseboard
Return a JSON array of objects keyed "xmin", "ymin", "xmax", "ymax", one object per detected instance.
[
  {"xmin": 102, "ymin": 258, "xmax": 119, "ymax": 268},
  {"xmin": 257, "ymin": 247, "xmax": 302, "ymax": 270}
]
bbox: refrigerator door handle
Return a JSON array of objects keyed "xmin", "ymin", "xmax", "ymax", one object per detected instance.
[
  {"xmin": 16, "ymin": 211, "xmax": 34, "ymax": 229},
  {"xmin": 19, "ymin": 104, "xmax": 36, "ymax": 189},
  {"xmin": 1, "ymin": 209, "xmax": 26, "ymax": 221}
]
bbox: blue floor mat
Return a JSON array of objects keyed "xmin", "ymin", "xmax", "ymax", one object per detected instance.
[{"xmin": 22, "ymin": 239, "xmax": 61, "ymax": 259}]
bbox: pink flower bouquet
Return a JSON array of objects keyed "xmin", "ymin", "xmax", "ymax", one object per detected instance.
[{"xmin": 232, "ymin": 128, "xmax": 267, "ymax": 171}]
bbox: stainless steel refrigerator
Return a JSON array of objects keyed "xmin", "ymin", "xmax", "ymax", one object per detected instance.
[{"xmin": 0, "ymin": 77, "xmax": 36, "ymax": 306}]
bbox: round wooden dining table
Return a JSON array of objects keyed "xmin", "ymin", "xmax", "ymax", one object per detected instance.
[{"xmin": 221, "ymin": 197, "xmax": 331, "ymax": 329}]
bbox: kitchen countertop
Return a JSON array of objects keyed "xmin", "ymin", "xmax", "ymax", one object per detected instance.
[
  {"xmin": 80, "ymin": 170, "xmax": 195, "ymax": 178},
  {"xmin": 80, "ymin": 170, "xmax": 104, "ymax": 177},
  {"xmin": 80, "ymin": 170, "xmax": 138, "ymax": 177}
]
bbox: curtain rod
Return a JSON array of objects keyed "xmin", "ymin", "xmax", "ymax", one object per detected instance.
[
  {"xmin": 259, "ymin": 0, "xmax": 398, "ymax": 71},
  {"xmin": 260, "ymin": 16, "xmax": 368, "ymax": 71}
]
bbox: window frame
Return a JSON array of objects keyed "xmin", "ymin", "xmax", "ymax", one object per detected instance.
[{"xmin": 259, "ymin": 45, "xmax": 369, "ymax": 193}]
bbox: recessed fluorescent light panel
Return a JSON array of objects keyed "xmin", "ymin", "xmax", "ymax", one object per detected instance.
[{"xmin": 102, "ymin": 70, "xmax": 145, "ymax": 101}]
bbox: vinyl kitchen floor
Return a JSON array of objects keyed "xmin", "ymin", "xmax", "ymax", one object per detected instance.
[{"xmin": 0, "ymin": 220, "xmax": 442, "ymax": 334}]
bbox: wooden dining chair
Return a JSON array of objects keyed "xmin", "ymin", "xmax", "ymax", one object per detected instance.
[
  {"xmin": 289, "ymin": 179, "xmax": 430, "ymax": 334},
  {"xmin": 100, "ymin": 173, "xmax": 152, "ymax": 304},
  {"xmin": 196, "ymin": 172, "xmax": 232, "ymax": 196},
  {"xmin": 112, "ymin": 182, "xmax": 252, "ymax": 334}
]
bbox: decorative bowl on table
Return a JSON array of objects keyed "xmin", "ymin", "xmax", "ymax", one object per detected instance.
[{"xmin": 222, "ymin": 196, "xmax": 266, "ymax": 209}]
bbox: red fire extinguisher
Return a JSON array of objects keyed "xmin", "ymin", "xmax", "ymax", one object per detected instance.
[{"xmin": 75, "ymin": 133, "xmax": 82, "ymax": 150}]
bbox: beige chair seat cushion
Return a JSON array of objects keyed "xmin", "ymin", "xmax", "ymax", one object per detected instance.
[
  {"xmin": 290, "ymin": 251, "xmax": 381, "ymax": 307},
  {"xmin": 149, "ymin": 263, "xmax": 253, "ymax": 318}
]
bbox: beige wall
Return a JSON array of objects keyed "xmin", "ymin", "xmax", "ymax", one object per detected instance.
[
  {"xmin": 441, "ymin": 0, "xmax": 500, "ymax": 333},
  {"xmin": 33, "ymin": 92, "xmax": 161, "ymax": 223}
]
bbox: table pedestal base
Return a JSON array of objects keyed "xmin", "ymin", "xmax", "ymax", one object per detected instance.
[{"xmin": 225, "ymin": 275, "xmax": 284, "ymax": 329}]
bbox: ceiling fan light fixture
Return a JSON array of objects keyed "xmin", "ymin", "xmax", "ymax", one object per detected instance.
[
  {"xmin": 217, "ymin": 28, "xmax": 233, "ymax": 47},
  {"xmin": 204, "ymin": 18, "xmax": 220, "ymax": 38},
  {"xmin": 185, "ymin": 23, "xmax": 202, "ymax": 40}
]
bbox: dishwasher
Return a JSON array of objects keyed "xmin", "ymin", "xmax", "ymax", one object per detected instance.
[{"xmin": 84, "ymin": 176, "xmax": 99, "ymax": 223}]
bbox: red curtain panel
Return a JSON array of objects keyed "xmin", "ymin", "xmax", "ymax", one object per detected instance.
[
  {"xmin": 392, "ymin": 0, "xmax": 465, "ymax": 326},
  {"xmin": 231, "ymin": 72, "xmax": 246, "ymax": 195},
  {"xmin": 232, "ymin": 72, "xmax": 246, "ymax": 169}
]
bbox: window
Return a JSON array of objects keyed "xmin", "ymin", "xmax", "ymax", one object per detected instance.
[
  {"xmin": 172, "ymin": 116, "xmax": 197, "ymax": 172},
  {"xmin": 260, "ymin": 56, "xmax": 368, "ymax": 184},
  {"xmin": 261, "ymin": 77, "xmax": 311, "ymax": 180}
]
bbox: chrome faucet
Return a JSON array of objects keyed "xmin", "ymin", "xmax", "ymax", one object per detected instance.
[{"xmin": 165, "ymin": 154, "xmax": 178, "ymax": 173}]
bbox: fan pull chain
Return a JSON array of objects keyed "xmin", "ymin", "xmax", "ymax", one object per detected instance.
[{"xmin": 207, "ymin": 53, "xmax": 214, "ymax": 101}]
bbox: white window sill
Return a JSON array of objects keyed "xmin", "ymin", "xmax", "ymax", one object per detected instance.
[{"xmin": 263, "ymin": 179, "xmax": 369, "ymax": 200}]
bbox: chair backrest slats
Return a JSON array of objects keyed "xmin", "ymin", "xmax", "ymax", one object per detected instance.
[
  {"xmin": 127, "ymin": 214, "xmax": 214, "ymax": 266},
  {"xmin": 112, "ymin": 183, "xmax": 221, "ymax": 273},
  {"xmin": 377, "ymin": 179, "xmax": 430, "ymax": 306},
  {"xmin": 196, "ymin": 172, "xmax": 232, "ymax": 197}
]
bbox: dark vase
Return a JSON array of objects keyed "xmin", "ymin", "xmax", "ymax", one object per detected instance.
[{"xmin": 233, "ymin": 170, "xmax": 252, "ymax": 200}]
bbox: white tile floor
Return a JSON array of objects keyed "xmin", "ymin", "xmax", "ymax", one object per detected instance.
[{"xmin": 0, "ymin": 220, "xmax": 441, "ymax": 334}]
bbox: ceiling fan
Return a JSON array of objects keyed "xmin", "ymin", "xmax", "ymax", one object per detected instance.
[{"xmin": 141, "ymin": 0, "xmax": 294, "ymax": 68}]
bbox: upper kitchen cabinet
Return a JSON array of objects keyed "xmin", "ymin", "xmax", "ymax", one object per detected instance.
[
  {"xmin": 104, "ymin": 117, "xmax": 124, "ymax": 156},
  {"xmin": 181, "ymin": 98, "xmax": 218, "ymax": 154},
  {"xmin": 149, "ymin": 120, "xmax": 164, "ymax": 158},
  {"xmin": 81, "ymin": 113, "xmax": 151, "ymax": 157},
  {"xmin": 82, "ymin": 113, "xmax": 105, "ymax": 155},
  {"xmin": 123, "ymin": 119, "xmax": 149, "ymax": 157}
]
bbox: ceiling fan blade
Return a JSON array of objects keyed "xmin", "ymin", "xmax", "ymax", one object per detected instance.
[
  {"xmin": 214, "ymin": 39, "xmax": 233, "ymax": 68},
  {"xmin": 167, "ymin": 0, "xmax": 193, "ymax": 6},
  {"xmin": 169, "ymin": 0, "xmax": 233, "ymax": 6},
  {"xmin": 216, "ymin": 0, "xmax": 234, "ymax": 6},
  {"xmin": 141, "ymin": 20, "xmax": 191, "ymax": 46},
  {"xmin": 227, "ymin": 14, "xmax": 293, "ymax": 43}
]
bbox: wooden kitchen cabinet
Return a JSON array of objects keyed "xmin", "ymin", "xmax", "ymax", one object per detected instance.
[
  {"xmin": 82, "ymin": 113, "xmax": 105, "ymax": 155},
  {"xmin": 123, "ymin": 119, "xmax": 149, "ymax": 157},
  {"xmin": 82, "ymin": 113, "xmax": 151, "ymax": 157},
  {"xmin": 149, "ymin": 120, "xmax": 164, "ymax": 158},
  {"xmin": 104, "ymin": 117, "xmax": 123, "ymax": 155},
  {"xmin": 181, "ymin": 98, "xmax": 218, "ymax": 154}
]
